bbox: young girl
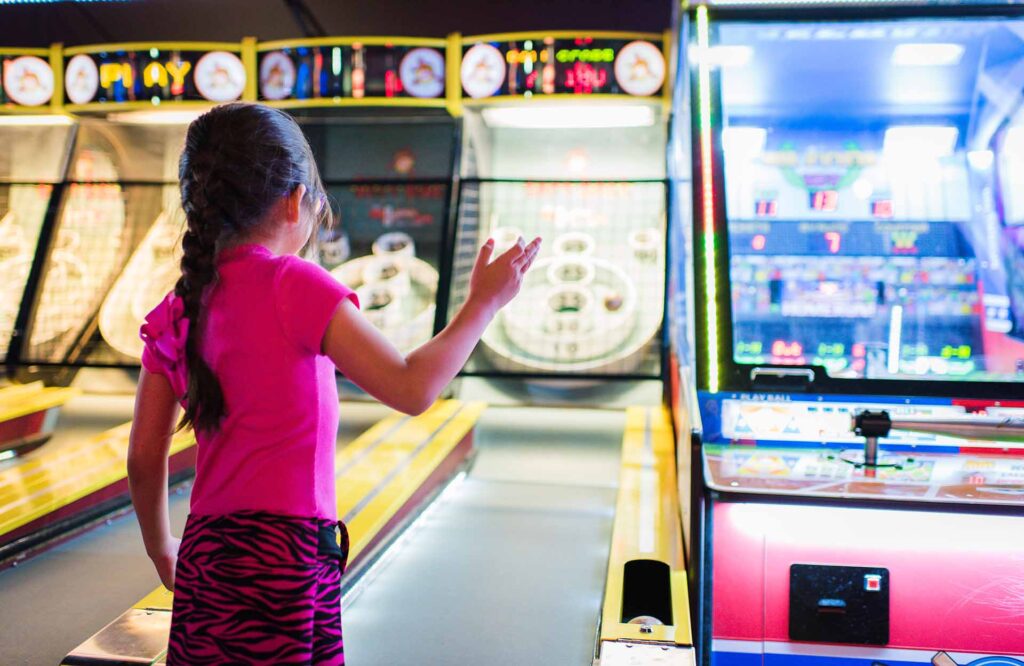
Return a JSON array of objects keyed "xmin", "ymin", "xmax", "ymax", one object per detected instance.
[{"xmin": 127, "ymin": 103, "xmax": 540, "ymax": 665}]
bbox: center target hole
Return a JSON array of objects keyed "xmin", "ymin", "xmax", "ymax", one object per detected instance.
[
  {"xmin": 367, "ymin": 289, "xmax": 393, "ymax": 310},
  {"xmin": 557, "ymin": 263, "xmax": 587, "ymax": 282},
  {"xmin": 549, "ymin": 289, "xmax": 588, "ymax": 314}
]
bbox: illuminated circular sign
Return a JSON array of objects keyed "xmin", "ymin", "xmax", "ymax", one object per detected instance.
[
  {"xmin": 399, "ymin": 47, "xmax": 445, "ymax": 99},
  {"xmin": 194, "ymin": 51, "xmax": 246, "ymax": 103},
  {"xmin": 613, "ymin": 41, "xmax": 665, "ymax": 97},
  {"xmin": 460, "ymin": 43, "xmax": 505, "ymax": 99},
  {"xmin": 64, "ymin": 54, "xmax": 99, "ymax": 105},
  {"xmin": 259, "ymin": 51, "xmax": 296, "ymax": 101},
  {"xmin": 3, "ymin": 56, "xmax": 54, "ymax": 107}
]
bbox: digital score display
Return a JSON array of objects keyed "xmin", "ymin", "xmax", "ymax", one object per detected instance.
[
  {"xmin": 258, "ymin": 43, "xmax": 446, "ymax": 102},
  {"xmin": 63, "ymin": 47, "xmax": 246, "ymax": 106},
  {"xmin": 460, "ymin": 36, "xmax": 665, "ymax": 99},
  {"xmin": 809, "ymin": 189, "xmax": 839, "ymax": 212}
]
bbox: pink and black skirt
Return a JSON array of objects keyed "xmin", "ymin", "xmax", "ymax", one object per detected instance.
[{"xmin": 167, "ymin": 511, "xmax": 349, "ymax": 665}]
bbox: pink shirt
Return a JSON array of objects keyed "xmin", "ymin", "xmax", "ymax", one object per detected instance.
[{"xmin": 141, "ymin": 244, "xmax": 358, "ymax": 520}]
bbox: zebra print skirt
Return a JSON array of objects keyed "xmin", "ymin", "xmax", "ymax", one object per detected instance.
[{"xmin": 167, "ymin": 511, "xmax": 350, "ymax": 665}]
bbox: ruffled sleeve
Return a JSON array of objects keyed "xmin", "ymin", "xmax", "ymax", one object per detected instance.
[{"xmin": 139, "ymin": 292, "xmax": 190, "ymax": 401}]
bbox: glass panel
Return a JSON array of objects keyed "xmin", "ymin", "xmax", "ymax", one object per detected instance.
[
  {"xmin": 448, "ymin": 180, "xmax": 666, "ymax": 375},
  {"xmin": 23, "ymin": 182, "xmax": 175, "ymax": 364},
  {"xmin": 0, "ymin": 124, "xmax": 73, "ymax": 183},
  {"xmin": 301, "ymin": 118, "xmax": 456, "ymax": 181},
  {"xmin": 460, "ymin": 106, "xmax": 667, "ymax": 180},
  {"xmin": 306, "ymin": 181, "xmax": 449, "ymax": 353},
  {"xmin": 0, "ymin": 183, "xmax": 54, "ymax": 361},
  {"xmin": 70, "ymin": 120, "xmax": 186, "ymax": 182},
  {"xmin": 716, "ymin": 17, "xmax": 1024, "ymax": 382}
]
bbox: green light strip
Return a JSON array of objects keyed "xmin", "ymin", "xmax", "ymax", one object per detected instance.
[{"xmin": 696, "ymin": 6, "xmax": 720, "ymax": 393}]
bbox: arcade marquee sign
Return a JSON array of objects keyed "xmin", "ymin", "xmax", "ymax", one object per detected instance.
[
  {"xmin": 62, "ymin": 46, "xmax": 247, "ymax": 107},
  {"xmin": 460, "ymin": 35, "xmax": 665, "ymax": 99},
  {"xmin": 0, "ymin": 33, "xmax": 666, "ymax": 111}
]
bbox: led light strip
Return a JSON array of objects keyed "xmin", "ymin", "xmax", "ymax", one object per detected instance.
[{"xmin": 696, "ymin": 6, "xmax": 720, "ymax": 393}]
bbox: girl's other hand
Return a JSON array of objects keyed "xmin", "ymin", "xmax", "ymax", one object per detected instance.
[
  {"xmin": 150, "ymin": 536, "xmax": 181, "ymax": 591},
  {"xmin": 467, "ymin": 236, "xmax": 542, "ymax": 316}
]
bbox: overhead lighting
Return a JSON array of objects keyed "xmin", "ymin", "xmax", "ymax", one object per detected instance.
[
  {"xmin": 106, "ymin": 109, "xmax": 206, "ymax": 125},
  {"xmin": 1005, "ymin": 126, "xmax": 1024, "ymax": 153},
  {"xmin": 481, "ymin": 104, "xmax": 656, "ymax": 129},
  {"xmin": 688, "ymin": 44, "xmax": 753, "ymax": 68},
  {"xmin": 722, "ymin": 126, "xmax": 767, "ymax": 158},
  {"xmin": 967, "ymin": 150, "xmax": 994, "ymax": 171},
  {"xmin": 883, "ymin": 125, "xmax": 958, "ymax": 159},
  {"xmin": 0, "ymin": 114, "xmax": 74, "ymax": 126},
  {"xmin": 892, "ymin": 43, "xmax": 964, "ymax": 67}
]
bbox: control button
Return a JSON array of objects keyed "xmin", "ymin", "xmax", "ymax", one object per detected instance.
[{"xmin": 864, "ymin": 574, "xmax": 882, "ymax": 592}]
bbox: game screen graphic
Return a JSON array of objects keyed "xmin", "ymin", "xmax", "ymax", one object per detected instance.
[{"xmin": 715, "ymin": 18, "xmax": 1024, "ymax": 382}]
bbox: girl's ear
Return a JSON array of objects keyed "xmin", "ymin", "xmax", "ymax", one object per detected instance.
[{"xmin": 285, "ymin": 184, "xmax": 307, "ymax": 226}]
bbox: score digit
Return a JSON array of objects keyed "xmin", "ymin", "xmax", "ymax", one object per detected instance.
[{"xmin": 824, "ymin": 231, "xmax": 841, "ymax": 254}]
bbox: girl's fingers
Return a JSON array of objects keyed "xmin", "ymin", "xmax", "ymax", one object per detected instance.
[
  {"xmin": 474, "ymin": 239, "xmax": 495, "ymax": 271},
  {"xmin": 513, "ymin": 238, "xmax": 542, "ymax": 270}
]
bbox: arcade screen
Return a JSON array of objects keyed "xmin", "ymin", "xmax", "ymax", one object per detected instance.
[
  {"xmin": 21, "ymin": 120, "xmax": 185, "ymax": 366},
  {"xmin": 0, "ymin": 122, "xmax": 74, "ymax": 363},
  {"xmin": 714, "ymin": 17, "xmax": 1024, "ymax": 382},
  {"xmin": 448, "ymin": 106, "xmax": 667, "ymax": 376}
]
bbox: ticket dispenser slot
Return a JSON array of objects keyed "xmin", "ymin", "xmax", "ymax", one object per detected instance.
[{"xmin": 789, "ymin": 564, "xmax": 889, "ymax": 645}]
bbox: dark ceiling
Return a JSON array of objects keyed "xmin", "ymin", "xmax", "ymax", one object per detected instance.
[{"xmin": 0, "ymin": 0, "xmax": 673, "ymax": 48}]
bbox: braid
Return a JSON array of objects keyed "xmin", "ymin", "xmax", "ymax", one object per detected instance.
[
  {"xmin": 172, "ymin": 102, "xmax": 331, "ymax": 433},
  {"xmin": 175, "ymin": 163, "xmax": 228, "ymax": 432}
]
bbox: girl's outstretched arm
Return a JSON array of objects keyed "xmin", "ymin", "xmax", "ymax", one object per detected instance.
[
  {"xmin": 127, "ymin": 368, "xmax": 181, "ymax": 590},
  {"xmin": 323, "ymin": 237, "xmax": 541, "ymax": 415}
]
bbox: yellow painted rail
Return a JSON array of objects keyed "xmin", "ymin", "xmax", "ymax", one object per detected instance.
[
  {"xmin": 0, "ymin": 382, "xmax": 78, "ymax": 426},
  {"xmin": 598, "ymin": 406, "xmax": 694, "ymax": 663},
  {"xmin": 0, "ymin": 421, "xmax": 194, "ymax": 540}
]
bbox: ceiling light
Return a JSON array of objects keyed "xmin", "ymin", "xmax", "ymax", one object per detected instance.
[
  {"xmin": 689, "ymin": 44, "xmax": 753, "ymax": 68},
  {"xmin": 0, "ymin": 114, "xmax": 74, "ymax": 126},
  {"xmin": 106, "ymin": 109, "xmax": 206, "ymax": 125},
  {"xmin": 883, "ymin": 126, "xmax": 958, "ymax": 159},
  {"xmin": 1005, "ymin": 126, "xmax": 1024, "ymax": 153},
  {"xmin": 967, "ymin": 150, "xmax": 994, "ymax": 171},
  {"xmin": 892, "ymin": 43, "xmax": 964, "ymax": 67},
  {"xmin": 481, "ymin": 104, "xmax": 656, "ymax": 129},
  {"xmin": 722, "ymin": 126, "xmax": 767, "ymax": 157}
]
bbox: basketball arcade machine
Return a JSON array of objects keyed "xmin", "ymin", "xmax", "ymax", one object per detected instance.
[
  {"xmin": 0, "ymin": 41, "xmax": 250, "ymax": 560},
  {"xmin": 0, "ymin": 47, "xmax": 80, "ymax": 453},
  {"xmin": 677, "ymin": 1, "xmax": 1024, "ymax": 664}
]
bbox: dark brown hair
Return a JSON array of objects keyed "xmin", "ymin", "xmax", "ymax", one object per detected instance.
[{"xmin": 175, "ymin": 102, "xmax": 328, "ymax": 433}]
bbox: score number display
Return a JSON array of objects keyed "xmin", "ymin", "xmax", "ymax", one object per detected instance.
[{"xmin": 460, "ymin": 36, "xmax": 665, "ymax": 99}]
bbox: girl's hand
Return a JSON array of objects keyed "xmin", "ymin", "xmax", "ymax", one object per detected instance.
[
  {"xmin": 149, "ymin": 536, "xmax": 181, "ymax": 591},
  {"xmin": 467, "ymin": 236, "xmax": 542, "ymax": 315}
]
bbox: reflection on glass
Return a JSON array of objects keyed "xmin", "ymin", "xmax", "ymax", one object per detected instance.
[
  {"xmin": 452, "ymin": 181, "xmax": 666, "ymax": 374},
  {"xmin": 0, "ymin": 184, "xmax": 52, "ymax": 361},
  {"xmin": 716, "ymin": 18, "xmax": 1024, "ymax": 382},
  {"xmin": 307, "ymin": 182, "xmax": 447, "ymax": 353},
  {"xmin": 99, "ymin": 188, "xmax": 184, "ymax": 359}
]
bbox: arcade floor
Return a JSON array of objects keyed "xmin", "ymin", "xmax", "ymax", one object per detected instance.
[{"xmin": 0, "ymin": 400, "xmax": 626, "ymax": 666}]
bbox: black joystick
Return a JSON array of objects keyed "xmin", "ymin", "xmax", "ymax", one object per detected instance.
[{"xmin": 851, "ymin": 410, "xmax": 893, "ymax": 467}]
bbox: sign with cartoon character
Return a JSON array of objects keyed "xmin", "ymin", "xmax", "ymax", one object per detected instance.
[{"xmin": 1, "ymin": 55, "xmax": 55, "ymax": 107}]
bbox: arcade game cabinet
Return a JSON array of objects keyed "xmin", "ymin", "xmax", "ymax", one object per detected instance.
[{"xmin": 677, "ymin": 2, "xmax": 1024, "ymax": 664}]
